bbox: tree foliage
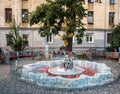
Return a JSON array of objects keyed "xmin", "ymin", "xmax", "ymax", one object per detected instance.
[
  {"xmin": 106, "ymin": 24, "xmax": 120, "ymax": 51},
  {"xmin": 29, "ymin": 0, "xmax": 86, "ymax": 51},
  {"xmin": 8, "ymin": 19, "xmax": 28, "ymax": 51}
]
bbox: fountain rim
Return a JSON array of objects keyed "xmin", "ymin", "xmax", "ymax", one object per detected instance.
[
  {"xmin": 48, "ymin": 66, "xmax": 85, "ymax": 76},
  {"xmin": 21, "ymin": 59, "xmax": 116, "ymax": 90}
]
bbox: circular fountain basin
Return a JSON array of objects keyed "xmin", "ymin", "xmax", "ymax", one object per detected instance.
[
  {"xmin": 48, "ymin": 66, "xmax": 85, "ymax": 76},
  {"xmin": 21, "ymin": 60, "xmax": 115, "ymax": 89}
]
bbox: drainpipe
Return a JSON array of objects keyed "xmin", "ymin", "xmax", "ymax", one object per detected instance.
[
  {"xmin": 104, "ymin": 29, "xmax": 106, "ymax": 50},
  {"xmin": 104, "ymin": 0, "xmax": 106, "ymax": 50},
  {"xmin": 15, "ymin": 0, "xmax": 18, "ymax": 27}
]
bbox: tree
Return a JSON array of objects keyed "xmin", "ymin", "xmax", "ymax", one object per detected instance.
[
  {"xmin": 29, "ymin": 0, "xmax": 86, "ymax": 51},
  {"xmin": 106, "ymin": 24, "xmax": 120, "ymax": 51},
  {"xmin": 7, "ymin": 19, "xmax": 28, "ymax": 51}
]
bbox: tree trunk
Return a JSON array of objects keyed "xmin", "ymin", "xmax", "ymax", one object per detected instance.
[{"xmin": 66, "ymin": 37, "xmax": 72, "ymax": 52}]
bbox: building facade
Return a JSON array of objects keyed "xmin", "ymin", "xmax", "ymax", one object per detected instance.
[{"xmin": 0, "ymin": 0, "xmax": 119, "ymax": 51}]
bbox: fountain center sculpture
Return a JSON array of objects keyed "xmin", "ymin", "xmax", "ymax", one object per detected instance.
[{"xmin": 61, "ymin": 55, "xmax": 73, "ymax": 71}]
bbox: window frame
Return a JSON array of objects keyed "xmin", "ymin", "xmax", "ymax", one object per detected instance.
[
  {"xmin": 22, "ymin": 9, "xmax": 28, "ymax": 23},
  {"xmin": 109, "ymin": 12, "xmax": 115, "ymax": 25},
  {"xmin": 110, "ymin": 0, "xmax": 115, "ymax": 4},
  {"xmin": 22, "ymin": 0, "xmax": 28, "ymax": 1},
  {"xmin": 88, "ymin": 0, "xmax": 94, "ymax": 3},
  {"xmin": 107, "ymin": 33, "xmax": 112, "ymax": 44},
  {"xmin": 86, "ymin": 33, "xmax": 94, "ymax": 43},
  {"xmin": 5, "ymin": 8, "xmax": 12, "ymax": 23},
  {"xmin": 46, "ymin": 35, "xmax": 53, "ymax": 43},
  {"xmin": 87, "ymin": 11, "xmax": 94, "ymax": 24},
  {"xmin": 22, "ymin": 34, "xmax": 29, "ymax": 46}
]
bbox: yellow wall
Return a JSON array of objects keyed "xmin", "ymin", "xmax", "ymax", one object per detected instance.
[{"xmin": 0, "ymin": 0, "xmax": 119, "ymax": 29}]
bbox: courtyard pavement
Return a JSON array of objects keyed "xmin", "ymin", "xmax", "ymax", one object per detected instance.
[{"xmin": 0, "ymin": 59, "xmax": 120, "ymax": 94}]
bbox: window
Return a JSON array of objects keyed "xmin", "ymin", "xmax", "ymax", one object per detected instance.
[
  {"xmin": 86, "ymin": 34, "xmax": 94, "ymax": 43},
  {"xmin": 110, "ymin": 0, "xmax": 115, "ymax": 4},
  {"xmin": 22, "ymin": 9, "xmax": 28, "ymax": 23},
  {"xmin": 87, "ymin": 11, "xmax": 94, "ymax": 24},
  {"xmin": 88, "ymin": 0, "xmax": 94, "ymax": 3},
  {"xmin": 95, "ymin": 0, "xmax": 102, "ymax": 3},
  {"xmin": 22, "ymin": 0, "xmax": 28, "ymax": 1},
  {"xmin": 107, "ymin": 33, "xmax": 112, "ymax": 43},
  {"xmin": 22, "ymin": 34, "xmax": 29, "ymax": 46},
  {"xmin": 46, "ymin": 35, "xmax": 53, "ymax": 43},
  {"xmin": 6, "ymin": 34, "xmax": 10, "ymax": 46},
  {"xmin": 109, "ymin": 12, "xmax": 115, "ymax": 25},
  {"xmin": 5, "ymin": 8, "xmax": 12, "ymax": 23}
]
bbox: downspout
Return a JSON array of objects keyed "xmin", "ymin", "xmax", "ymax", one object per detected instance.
[
  {"xmin": 104, "ymin": 29, "xmax": 106, "ymax": 50},
  {"xmin": 15, "ymin": 0, "xmax": 18, "ymax": 27},
  {"xmin": 104, "ymin": 0, "xmax": 106, "ymax": 50}
]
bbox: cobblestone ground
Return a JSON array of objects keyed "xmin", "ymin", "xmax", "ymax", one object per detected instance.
[{"xmin": 0, "ymin": 59, "xmax": 120, "ymax": 94}]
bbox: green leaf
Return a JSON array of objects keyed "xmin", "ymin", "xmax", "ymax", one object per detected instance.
[{"xmin": 29, "ymin": 0, "xmax": 86, "ymax": 51}]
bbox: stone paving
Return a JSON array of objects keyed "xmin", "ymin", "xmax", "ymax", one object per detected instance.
[{"xmin": 0, "ymin": 59, "xmax": 120, "ymax": 94}]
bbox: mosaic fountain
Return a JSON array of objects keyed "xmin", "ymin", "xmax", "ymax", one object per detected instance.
[{"xmin": 21, "ymin": 55, "xmax": 115, "ymax": 89}]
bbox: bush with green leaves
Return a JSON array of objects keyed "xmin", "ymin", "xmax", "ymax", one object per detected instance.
[
  {"xmin": 106, "ymin": 24, "xmax": 120, "ymax": 52},
  {"xmin": 8, "ymin": 19, "xmax": 28, "ymax": 51}
]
